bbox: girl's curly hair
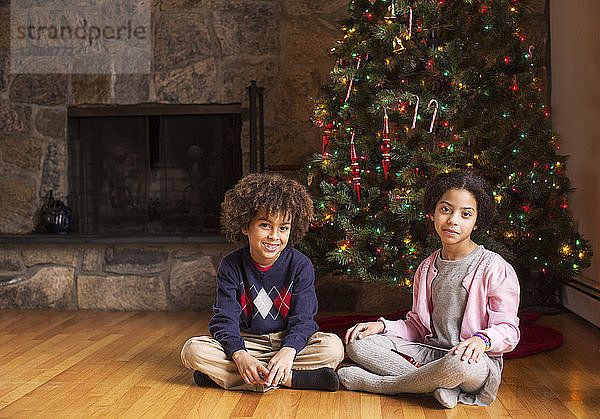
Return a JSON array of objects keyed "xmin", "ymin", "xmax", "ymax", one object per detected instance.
[
  {"xmin": 423, "ymin": 170, "xmax": 496, "ymax": 231},
  {"xmin": 220, "ymin": 172, "xmax": 314, "ymax": 245}
]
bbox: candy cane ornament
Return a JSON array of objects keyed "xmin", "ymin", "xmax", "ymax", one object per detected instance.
[
  {"xmin": 350, "ymin": 132, "xmax": 361, "ymax": 201},
  {"xmin": 345, "ymin": 79, "xmax": 354, "ymax": 103},
  {"xmin": 381, "ymin": 109, "xmax": 391, "ymax": 179},
  {"xmin": 411, "ymin": 95, "xmax": 419, "ymax": 129},
  {"xmin": 406, "ymin": 7, "xmax": 413, "ymax": 39},
  {"xmin": 428, "ymin": 99, "xmax": 439, "ymax": 133},
  {"xmin": 345, "ymin": 56, "xmax": 362, "ymax": 102}
]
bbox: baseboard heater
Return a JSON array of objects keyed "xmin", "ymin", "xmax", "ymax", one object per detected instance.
[{"xmin": 562, "ymin": 278, "xmax": 600, "ymax": 328}]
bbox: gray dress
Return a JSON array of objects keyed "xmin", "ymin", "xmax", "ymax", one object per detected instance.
[{"xmin": 387, "ymin": 245, "xmax": 503, "ymax": 405}]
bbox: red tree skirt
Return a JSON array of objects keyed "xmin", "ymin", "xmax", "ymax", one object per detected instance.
[{"xmin": 316, "ymin": 311, "xmax": 562, "ymax": 360}]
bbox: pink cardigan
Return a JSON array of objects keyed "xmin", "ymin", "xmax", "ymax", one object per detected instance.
[{"xmin": 380, "ymin": 248, "xmax": 520, "ymax": 357}]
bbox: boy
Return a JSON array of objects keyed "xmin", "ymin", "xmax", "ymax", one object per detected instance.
[{"xmin": 181, "ymin": 173, "xmax": 344, "ymax": 392}]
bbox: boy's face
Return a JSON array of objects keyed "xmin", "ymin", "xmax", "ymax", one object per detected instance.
[
  {"xmin": 242, "ymin": 207, "xmax": 292, "ymax": 267},
  {"xmin": 431, "ymin": 188, "xmax": 478, "ymax": 248}
]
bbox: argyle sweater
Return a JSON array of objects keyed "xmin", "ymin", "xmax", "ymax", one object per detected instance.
[{"xmin": 208, "ymin": 245, "xmax": 319, "ymax": 358}]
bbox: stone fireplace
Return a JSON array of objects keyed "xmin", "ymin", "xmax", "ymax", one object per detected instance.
[
  {"xmin": 68, "ymin": 104, "xmax": 242, "ymax": 234},
  {"xmin": 0, "ymin": 0, "xmax": 352, "ymax": 311},
  {"xmin": 0, "ymin": 0, "xmax": 547, "ymax": 312}
]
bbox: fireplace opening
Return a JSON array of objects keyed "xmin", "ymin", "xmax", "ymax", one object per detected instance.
[{"xmin": 68, "ymin": 105, "xmax": 242, "ymax": 235}]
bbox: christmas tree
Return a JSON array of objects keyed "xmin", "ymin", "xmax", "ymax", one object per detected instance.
[{"xmin": 301, "ymin": 0, "xmax": 592, "ymax": 307}]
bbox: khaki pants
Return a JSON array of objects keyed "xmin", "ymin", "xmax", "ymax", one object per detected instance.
[{"xmin": 181, "ymin": 331, "xmax": 344, "ymax": 392}]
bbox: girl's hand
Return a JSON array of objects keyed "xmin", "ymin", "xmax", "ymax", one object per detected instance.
[
  {"xmin": 345, "ymin": 321, "xmax": 385, "ymax": 344},
  {"xmin": 265, "ymin": 346, "xmax": 296, "ymax": 387},
  {"xmin": 451, "ymin": 336, "xmax": 486, "ymax": 363},
  {"xmin": 232, "ymin": 350, "xmax": 270, "ymax": 384}
]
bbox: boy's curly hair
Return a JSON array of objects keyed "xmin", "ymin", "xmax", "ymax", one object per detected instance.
[
  {"xmin": 423, "ymin": 170, "xmax": 496, "ymax": 231},
  {"xmin": 220, "ymin": 172, "xmax": 314, "ymax": 245}
]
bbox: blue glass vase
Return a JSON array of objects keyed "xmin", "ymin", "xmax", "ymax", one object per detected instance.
[{"xmin": 42, "ymin": 191, "xmax": 73, "ymax": 234}]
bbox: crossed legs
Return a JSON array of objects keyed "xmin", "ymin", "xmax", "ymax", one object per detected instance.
[{"xmin": 339, "ymin": 334, "xmax": 489, "ymax": 407}]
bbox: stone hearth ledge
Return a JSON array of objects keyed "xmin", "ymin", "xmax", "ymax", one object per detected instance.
[{"xmin": 0, "ymin": 243, "xmax": 236, "ymax": 311}]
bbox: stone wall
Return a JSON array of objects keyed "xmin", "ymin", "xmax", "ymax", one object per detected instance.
[
  {"xmin": 0, "ymin": 243, "xmax": 236, "ymax": 310},
  {"xmin": 0, "ymin": 242, "xmax": 411, "ymax": 312},
  {"xmin": 0, "ymin": 0, "xmax": 349, "ymax": 234},
  {"xmin": 0, "ymin": 0, "xmax": 546, "ymax": 312}
]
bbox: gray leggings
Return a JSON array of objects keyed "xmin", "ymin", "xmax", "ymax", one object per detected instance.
[{"xmin": 345, "ymin": 334, "xmax": 490, "ymax": 394}]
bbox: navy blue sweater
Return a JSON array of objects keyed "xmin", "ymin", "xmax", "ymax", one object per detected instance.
[{"xmin": 208, "ymin": 245, "xmax": 319, "ymax": 358}]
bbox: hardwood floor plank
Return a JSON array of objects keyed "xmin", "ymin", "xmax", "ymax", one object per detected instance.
[
  {"xmin": 399, "ymin": 395, "xmax": 426, "ymax": 418},
  {"xmin": 162, "ymin": 385, "xmax": 206, "ymax": 418},
  {"xmin": 207, "ymin": 390, "xmax": 243, "ymax": 418},
  {"xmin": 0, "ymin": 333, "xmax": 71, "ymax": 370},
  {"xmin": 0, "ymin": 310, "xmax": 598, "ymax": 418},
  {"xmin": 0, "ymin": 381, "xmax": 44, "ymax": 411},
  {"xmin": 249, "ymin": 388, "xmax": 301, "ymax": 419},
  {"xmin": 380, "ymin": 395, "xmax": 406, "ymax": 418},
  {"xmin": 414, "ymin": 396, "xmax": 447, "ymax": 418},
  {"xmin": 186, "ymin": 388, "xmax": 226, "ymax": 418},
  {"xmin": 337, "ymin": 390, "xmax": 360, "ymax": 419},
  {"xmin": 121, "ymin": 381, "xmax": 191, "ymax": 417},
  {"xmin": 90, "ymin": 364, "xmax": 160, "ymax": 408},
  {"xmin": 360, "ymin": 392, "xmax": 382, "ymax": 417},
  {"xmin": 0, "ymin": 334, "xmax": 121, "ymax": 410},
  {"xmin": 0, "ymin": 310, "xmax": 25, "ymax": 330},
  {"xmin": 292, "ymin": 390, "xmax": 317, "ymax": 419},
  {"xmin": 318, "ymin": 390, "xmax": 341, "ymax": 418},
  {"xmin": 93, "ymin": 385, "xmax": 152, "ymax": 417},
  {"xmin": 230, "ymin": 392, "xmax": 262, "ymax": 418}
]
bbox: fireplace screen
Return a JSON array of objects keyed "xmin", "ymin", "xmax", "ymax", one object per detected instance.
[{"xmin": 68, "ymin": 107, "xmax": 242, "ymax": 234}]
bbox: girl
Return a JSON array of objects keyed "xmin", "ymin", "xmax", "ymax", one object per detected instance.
[{"xmin": 337, "ymin": 171, "xmax": 520, "ymax": 408}]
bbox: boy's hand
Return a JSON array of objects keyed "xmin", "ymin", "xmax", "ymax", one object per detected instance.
[
  {"xmin": 451, "ymin": 336, "xmax": 486, "ymax": 363},
  {"xmin": 265, "ymin": 346, "xmax": 296, "ymax": 387},
  {"xmin": 232, "ymin": 350, "xmax": 270, "ymax": 384},
  {"xmin": 345, "ymin": 321, "xmax": 385, "ymax": 344}
]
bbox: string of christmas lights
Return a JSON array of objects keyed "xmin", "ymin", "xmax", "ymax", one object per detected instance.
[{"xmin": 303, "ymin": 0, "xmax": 591, "ymax": 305}]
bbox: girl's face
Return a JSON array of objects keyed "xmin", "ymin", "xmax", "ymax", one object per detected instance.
[
  {"xmin": 431, "ymin": 188, "xmax": 478, "ymax": 248},
  {"xmin": 242, "ymin": 207, "xmax": 291, "ymax": 267}
]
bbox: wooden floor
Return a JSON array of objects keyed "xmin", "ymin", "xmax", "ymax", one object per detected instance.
[{"xmin": 0, "ymin": 310, "xmax": 598, "ymax": 418}]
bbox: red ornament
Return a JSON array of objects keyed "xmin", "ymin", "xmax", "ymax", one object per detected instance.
[
  {"xmin": 322, "ymin": 132, "xmax": 330, "ymax": 154},
  {"xmin": 350, "ymin": 132, "xmax": 361, "ymax": 201},
  {"xmin": 381, "ymin": 110, "xmax": 391, "ymax": 179},
  {"xmin": 322, "ymin": 123, "xmax": 335, "ymax": 154}
]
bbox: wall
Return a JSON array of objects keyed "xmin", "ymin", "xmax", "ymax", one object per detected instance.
[
  {"xmin": 0, "ymin": 243, "xmax": 236, "ymax": 310},
  {"xmin": 0, "ymin": 0, "xmax": 349, "ymax": 234},
  {"xmin": 0, "ymin": 0, "xmax": 553, "ymax": 312},
  {"xmin": 550, "ymin": 0, "xmax": 600, "ymax": 291},
  {"xmin": 550, "ymin": 0, "xmax": 600, "ymax": 325},
  {"xmin": 0, "ymin": 0, "xmax": 351, "ymax": 311},
  {"xmin": 0, "ymin": 243, "xmax": 412, "ymax": 312}
]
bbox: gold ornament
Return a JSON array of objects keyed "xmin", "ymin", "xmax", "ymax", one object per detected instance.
[
  {"xmin": 384, "ymin": 3, "xmax": 397, "ymax": 21},
  {"xmin": 393, "ymin": 36, "xmax": 405, "ymax": 53}
]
